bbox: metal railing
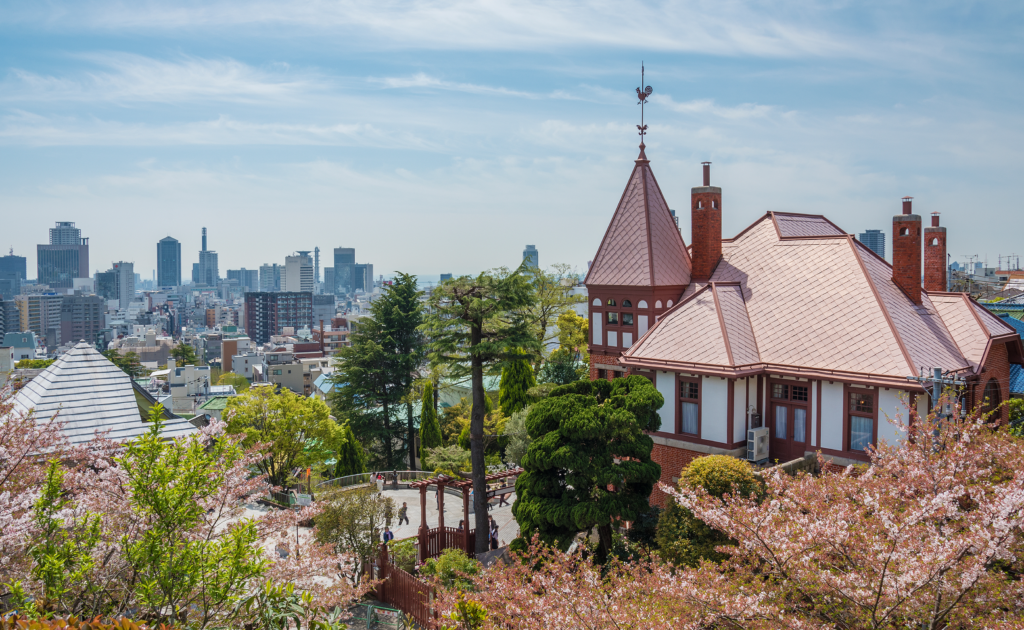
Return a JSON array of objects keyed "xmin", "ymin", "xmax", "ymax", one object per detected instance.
[{"xmin": 316, "ymin": 470, "xmax": 434, "ymax": 490}]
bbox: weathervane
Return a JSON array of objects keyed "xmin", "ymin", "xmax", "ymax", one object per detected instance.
[{"xmin": 636, "ymin": 62, "xmax": 653, "ymax": 142}]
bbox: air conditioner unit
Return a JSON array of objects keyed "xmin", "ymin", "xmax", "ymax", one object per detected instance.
[{"xmin": 747, "ymin": 427, "xmax": 770, "ymax": 463}]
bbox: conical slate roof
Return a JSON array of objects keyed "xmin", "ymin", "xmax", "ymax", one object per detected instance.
[
  {"xmin": 13, "ymin": 341, "xmax": 197, "ymax": 446},
  {"xmin": 585, "ymin": 149, "xmax": 691, "ymax": 287}
]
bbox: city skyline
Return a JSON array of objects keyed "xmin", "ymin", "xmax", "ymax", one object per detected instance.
[{"xmin": 1, "ymin": 1, "xmax": 1021, "ymax": 278}]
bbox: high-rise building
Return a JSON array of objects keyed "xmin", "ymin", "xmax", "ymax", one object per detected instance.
[
  {"xmin": 333, "ymin": 247, "xmax": 356, "ymax": 295},
  {"xmin": 0, "ymin": 300, "xmax": 19, "ymax": 337},
  {"xmin": 243, "ymin": 292, "xmax": 313, "ymax": 344},
  {"xmin": 227, "ymin": 269, "xmax": 260, "ymax": 292},
  {"xmin": 157, "ymin": 237, "xmax": 181, "ymax": 287},
  {"xmin": 324, "ymin": 268, "xmax": 334, "ymax": 294},
  {"xmin": 37, "ymin": 222, "xmax": 89, "ymax": 289},
  {"xmin": 0, "ymin": 251, "xmax": 27, "ymax": 296},
  {"xmin": 312, "ymin": 294, "xmax": 335, "ymax": 328},
  {"xmin": 283, "ymin": 254, "xmax": 314, "ymax": 293},
  {"xmin": 858, "ymin": 229, "xmax": 886, "ymax": 260},
  {"xmin": 15, "ymin": 294, "xmax": 63, "ymax": 345},
  {"xmin": 523, "ymin": 244, "xmax": 539, "ymax": 268},
  {"xmin": 195, "ymin": 227, "xmax": 219, "ymax": 286},
  {"xmin": 314, "ymin": 247, "xmax": 321, "ymax": 283},
  {"xmin": 259, "ymin": 264, "xmax": 281, "ymax": 292},
  {"xmin": 439, "ymin": 273, "xmax": 453, "ymax": 282},
  {"xmin": 60, "ymin": 294, "xmax": 104, "ymax": 345},
  {"xmin": 111, "ymin": 262, "xmax": 135, "ymax": 309},
  {"xmin": 353, "ymin": 263, "xmax": 374, "ymax": 292}
]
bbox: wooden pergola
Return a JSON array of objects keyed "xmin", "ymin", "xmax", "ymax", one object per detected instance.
[{"xmin": 408, "ymin": 469, "xmax": 522, "ymax": 561}]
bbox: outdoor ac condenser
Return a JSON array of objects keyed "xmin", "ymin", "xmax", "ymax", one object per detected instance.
[{"xmin": 747, "ymin": 427, "xmax": 770, "ymax": 463}]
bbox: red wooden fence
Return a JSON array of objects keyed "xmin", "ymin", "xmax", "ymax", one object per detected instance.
[
  {"xmin": 419, "ymin": 526, "xmax": 477, "ymax": 560},
  {"xmin": 377, "ymin": 543, "xmax": 433, "ymax": 627}
]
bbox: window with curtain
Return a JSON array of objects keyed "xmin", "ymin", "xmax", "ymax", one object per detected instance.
[
  {"xmin": 794, "ymin": 408, "xmax": 806, "ymax": 442},
  {"xmin": 682, "ymin": 402, "xmax": 698, "ymax": 435},
  {"xmin": 848, "ymin": 391, "xmax": 874, "ymax": 451},
  {"xmin": 680, "ymin": 379, "xmax": 699, "ymax": 435},
  {"xmin": 774, "ymin": 406, "xmax": 787, "ymax": 440}
]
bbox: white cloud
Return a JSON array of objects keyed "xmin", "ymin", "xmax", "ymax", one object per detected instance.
[
  {"xmin": 1, "ymin": 53, "xmax": 319, "ymax": 104},
  {"xmin": 372, "ymin": 72, "xmax": 541, "ymax": 99},
  {"xmin": 653, "ymin": 95, "xmax": 779, "ymax": 120}
]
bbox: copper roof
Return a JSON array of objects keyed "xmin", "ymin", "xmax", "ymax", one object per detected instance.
[
  {"xmin": 623, "ymin": 213, "xmax": 1015, "ymax": 385},
  {"xmin": 585, "ymin": 152, "xmax": 691, "ymax": 287}
]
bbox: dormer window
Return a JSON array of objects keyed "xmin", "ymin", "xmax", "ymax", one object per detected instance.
[
  {"xmin": 622, "ymin": 300, "xmax": 632, "ymax": 308},
  {"xmin": 606, "ymin": 299, "xmax": 616, "ymax": 306}
]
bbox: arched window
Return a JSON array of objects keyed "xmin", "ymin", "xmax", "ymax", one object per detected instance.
[
  {"xmin": 638, "ymin": 300, "xmax": 648, "ymax": 308},
  {"xmin": 593, "ymin": 298, "xmax": 601, "ymax": 306},
  {"xmin": 712, "ymin": 200, "xmax": 718, "ymax": 209},
  {"xmin": 697, "ymin": 200, "xmax": 703, "ymax": 209},
  {"xmin": 606, "ymin": 299, "xmax": 616, "ymax": 306},
  {"xmin": 667, "ymin": 300, "xmax": 674, "ymax": 308},
  {"xmin": 900, "ymin": 227, "xmax": 910, "ymax": 236},
  {"xmin": 930, "ymin": 237, "xmax": 939, "ymax": 246},
  {"xmin": 622, "ymin": 300, "xmax": 632, "ymax": 308},
  {"xmin": 655, "ymin": 300, "xmax": 663, "ymax": 308},
  {"xmin": 981, "ymin": 379, "xmax": 1001, "ymax": 419}
]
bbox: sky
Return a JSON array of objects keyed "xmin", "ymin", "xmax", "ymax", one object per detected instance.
[{"xmin": 1, "ymin": 0, "xmax": 1023, "ymax": 282}]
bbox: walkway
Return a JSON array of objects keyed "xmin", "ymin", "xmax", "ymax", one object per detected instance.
[{"xmin": 383, "ymin": 487, "xmax": 520, "ymax": 547}]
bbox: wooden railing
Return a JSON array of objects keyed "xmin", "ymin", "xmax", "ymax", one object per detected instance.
[
  {"xmin": 377, "ymin": 543, "xmax": 433, "ymax": 627},
  {"xmin": 419, "ymin": 526, "xmax": 476, "ymax": 560}
]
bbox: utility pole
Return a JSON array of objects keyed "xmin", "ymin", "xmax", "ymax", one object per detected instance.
[{"xmin": 906, "ymin": 367, "xmax": 967, "ymax": 420}]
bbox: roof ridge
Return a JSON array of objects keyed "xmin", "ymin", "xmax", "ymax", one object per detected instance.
[
  {"xmin": 583, "ymin": 162, "xmax": 643, "ymax": 286},
  {"xmin": 641, "ymin": 164, "xmax": 656, "ymax": 286},
  {"xmin": 847, "ymin": 235, "xmax": 917, "ymax": 376},
  {"xmin": 710, "ymin": 283, "xmax": 735, "ymax": 366}
]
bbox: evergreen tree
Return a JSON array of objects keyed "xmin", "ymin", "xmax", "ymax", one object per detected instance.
[
  {"xmin": 170, "ymin": 343, "xmax": 198, "ymax": 365},
  {"xmin": 421, "ymin": 265, "xmax": 541, "ymax": 553},
  {"xmin": 334, "ymin": 422, "xmax": 368, "ymax": 478},
  {"xmin": 512, "ymin": 375, "xmax": 663, "ymax": 564},
  {"xmin": 419, "ymin": 382, "xmax": 443, "ymax": 452},
  {"xmin": 499, "ymin": 354, "xmax": 535, "ymax": 416}
]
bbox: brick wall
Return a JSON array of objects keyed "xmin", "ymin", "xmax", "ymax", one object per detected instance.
[
  {"xmin": 690, "ymin": 188, "xmax": 722, "ymax": 281},
  {"xmin": 924, "ymin": 225, "xmax": 946, "ymax": 293},
  {"xmin": 974, "ymin": 341, "xmax": 1010, "ymax": 424},
  {"xmin": 649, "ymin": 442, "xmax": 704, "ymax": 507},
  {"xmin": 892, "ymin": 214, "xmax": 922, "ymax": 304}
]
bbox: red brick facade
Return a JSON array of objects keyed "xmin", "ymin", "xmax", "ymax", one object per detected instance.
[
  {"xmin": 690, "ymin": 187, "xmax": 722, "ymax": 281},
  {"xmin": 649, "ymin": 442, "xmax": 705, "ymax": 506},
  {"xmin": 924, "ymin": 217, "xmax": 947, "ymax": 293},
  {"xmin": 893, "ymin": 212, "xmax": 923, "ymax": 304},
  {"xmin": 971, "ymin": 341, "xmax": 1011, "ymax": 424}
]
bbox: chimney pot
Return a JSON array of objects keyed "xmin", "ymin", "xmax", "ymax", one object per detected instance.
[
  {"xmin": 902, "ymin": 196, "xmax": 913, "ymax": 215},
  {"xmin": 691, "ymin": 163, "xmax": 722, "ymax": 281},
  {"xmin": 931, "ymin": 212, "xmax": 940, "ymax": 227},
  {"xmin": 702, "ymin": 162, "xmax": 711, "ymax": 186}
]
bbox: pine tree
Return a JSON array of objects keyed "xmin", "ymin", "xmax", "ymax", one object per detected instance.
[
  {"xmin": 499, "ymin": 355, "xmax": 536, "ymax": 416},
  {"xmin": 512, "ymin": 375, "xmax": 663, "ymax": 564},
  {"xmin": 334, "ymin": 422, "xmax": 368, "ymax": 478},
  {"xmin": 419, "ymin": 383, "xmax": 443, "ymax": 452}
]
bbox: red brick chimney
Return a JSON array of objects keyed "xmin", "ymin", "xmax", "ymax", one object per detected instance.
[
  {"xmin": 893, "ymin": 196, "xmax": 922, "ymax": 304},
  {"xmin": 691, "ymin": 162, "xmax": 722, "ymax": 282},
  {"xmin": 924, "ymin": 212, "xmax": 946, "ymax": 293}
]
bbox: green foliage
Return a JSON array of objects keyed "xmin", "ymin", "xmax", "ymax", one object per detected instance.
[
  {"xmin": 537, "ymin": 347, "xmax": 587, "ymax": 385},
  {"xmin": 28, "ymin": 462, "xmax": 101, "ymax": 612},
  {"xmin": 170, "ymin": 343, "xmax": 198, "ymax": 365},
  {"xmin": 103, "ymin": 350, "xmax": 143, "ymax": 379},
  {"xmin": 501, "ymin": 407, "xmax": 530, "ymax": 467},
  {"xmin": 216, "ymin": 371, "xmax": 250, "ymax": 393},
  {"xmin": 439, "ymin": 593, "xmax": 488, "ymax": 630},
  {"xmin": 623, "ymin": 504, "xmax": 661, "ymax": 562},
  {"xmin": 14, "ymin": 359, "xmax": 54, "ymax": 369},
  {"xmin": 498, "ymin": 355, "xmax": 535, "ymax": 416},
  {"xmin": 1008, "ymin": 398, "xmax": 1024, "ymax": 436},
  {"xmin": 419, "ymin": 549, "xmax": 481, "ymax": 591},
  {"xmin": 233, "ymin": 580, "xmax": 349, "ymax": 630},
  {"xmin": 518, "ymin": 264, "xmax": 586, "ymax": 361},
  {"xmin": 511, "ymin": 375, "xmax": 663, "ymax": 564},
  {"xmin": 425, "ymin": 445, "xmax": 471, "ymax": 478},
  {"xmin": 656, "ymin": 455, "xmax": 763, "ymax": 567},
  {"xmin": 387, "ymin": 538, "xmax": 418, "ymax": 574},
  {"xmin": 313, "ymin": 487, "xmax": 395, "ymax": 575},
  {"xmin": 118, "ymin": 407, "xmax": 267, "ymax": 623},
  {"xmin": 224, "ymin": 386, "xmax": 337, "ymax": 487},
  {"xmin": 332, "ymin": 421, "xmax": 368, "ymax": 478},
  {"xmin": 0, "ymin": 616, "xmax": 181, "ymax": 630},
  {"xmin": 330, "ymin": 273, "xmax": 424, "ymax": 470},
  {"xmin": 419, "ymin": 383, "xmax": 443, "ymax": 450}
]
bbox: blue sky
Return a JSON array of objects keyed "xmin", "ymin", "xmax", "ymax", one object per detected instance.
[{"xmin": 1, "ymin": 1, "xmax": 1022, "ymax": 281}]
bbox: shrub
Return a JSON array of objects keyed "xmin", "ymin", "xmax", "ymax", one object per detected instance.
[
  {"xmin": 388, "ymin": 538, "xmax": 418, "ymax": 573},
  {"xmin": 656, "ymin": 455, "xmax": 762, "ymax": 567},
  {"xmin": 419, "ymin": 549, "xmax": 481, "ymax": 590}
]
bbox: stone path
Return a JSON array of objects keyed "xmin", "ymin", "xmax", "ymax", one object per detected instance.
[{"xmin": 384, "ymin": 487, "xmax": 520, "ymax": 547}]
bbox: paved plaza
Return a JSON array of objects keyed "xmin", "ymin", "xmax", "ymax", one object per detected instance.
[{"xmin": 383, "ymin": 487, "xmax": 520, "ymax": 547}]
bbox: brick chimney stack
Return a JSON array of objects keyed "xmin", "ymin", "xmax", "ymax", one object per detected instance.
[
  {"xmin": 893, "ymin": 196, "xmax": 923, "ymax": 304},
  {"xmin": 691, "ymin": 162, "xmax": 722, "ymax": 282},
  {"xmin": 924, "ymin": 212, "xmax": 947, "ymax": 293}
]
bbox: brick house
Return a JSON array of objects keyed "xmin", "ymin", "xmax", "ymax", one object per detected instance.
[{"xmin": 585, "ymin": 144, "xmax": 1023, "ymax": 502}]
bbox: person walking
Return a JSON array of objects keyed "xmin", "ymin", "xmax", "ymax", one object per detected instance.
[
  {"xmin": 489, "ymin": 517, "xmax": 499, "ymax": 550},
  {"xmin": 398, "ymin": 501, "xmax": 409, "ymax": 526},
  {"xmin": 382, "ymin": 526, "xmax": 395, "ymax": 542},
  {"xmin": 376, "ymin": 473, "xmax": 385, "ymax": 493}
]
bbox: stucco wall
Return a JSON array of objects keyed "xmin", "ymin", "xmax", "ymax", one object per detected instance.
[
  {"xmin": 820, "ymin": 381, "xmax": 845, "ymax": 451},
  {"xmin": 656, "ymin": 370, "xmax": 676, "ymax": 432},
  {"xmin": 701, "ymin": 376, "xmax": 729, "ymax": 444}
]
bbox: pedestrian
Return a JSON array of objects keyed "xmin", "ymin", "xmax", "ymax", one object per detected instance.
[
  {"xmin": 489, "ymin": 517, "xmax": 499, "ymax": 550},
  {"xmin": 382, "ymin": 526, "xmax": 395, "ymax": 542},
  {"xmin": 456, "ymin": 519, "xmax": 464, "ymax": 533},
  {"xmin": 376, "ymin": 473, "xmax": 384, "ymax": 493},
  {"xmin": 398, "ymin": 501, "xmax": 409, "ymax": 526}
]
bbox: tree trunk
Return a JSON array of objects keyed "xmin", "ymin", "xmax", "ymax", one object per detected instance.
[
  {"xmin": 470, "ymin": 324, "xmax": 489, "ymax": 554},
  {"xmin": 382, "ymin": 400, "xmax": 394, "ymax": 469},
  {"xmin": 597, "ymin": 523, "xmax": 614, "ymax": 566},
  {"xmin": 407, "ymin": 400, "xmax": 416, "ymax": 470}
]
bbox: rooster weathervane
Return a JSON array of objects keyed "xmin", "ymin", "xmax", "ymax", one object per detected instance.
[{"xmin": 636, "ymin": 62, "xmax": 653, "ymax": 141}]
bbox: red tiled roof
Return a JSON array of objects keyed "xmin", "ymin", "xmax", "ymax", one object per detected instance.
[{"xmin": 585, "ymin": 154, "xmax": 690, "ymax": 287}]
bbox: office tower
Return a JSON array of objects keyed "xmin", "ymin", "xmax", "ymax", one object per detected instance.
[
  {"xmin": 243, "ymin": 292, "xmax": 313, "ymax": 344},
  {"xmin": 324, "ymin": 268, "xmax": 334, "ymax": 294},
  {"xmin": 0, "ymin": 251, "xmax": 27, "ymax": 298},
  {"xmin": 314, "ymin": 247, "xmax": 320, "ymax": 283},
  {"xmin": 858, "ymin": 229, "xmax": 886, "ymax": 260},
  {"xmin": 95, "ymin": 271, "xmax": 117, "ymax": 301},
  {"xmin": 60, "ymin": 294, "xmax": 104, "ymax": 345},
  {"xmin": 0, "ymin": 300, "xmax": 19, "ymax": 337},
  {"xmin": 157, "ymin": 236, "xmax": 181, "ymax": 287},
  {"xmin": 37, "ymin": 222, "xmax": 89, "ymax": 289},
  {"xmin": 312, "ymin": 294, "xmax": 335, "ymax": 328},
  {"xmin": 439, "ymin": 273, "xmax": 453, "ymax": 282},
  {"xmin": 196, "ymin": 227, "xmax": 219, "ymax": 286},
  {"xmin": 15, "ymin": 294, "xmax": 63, "ymax": 345},
  {"xmin": 353, "ymin": 263, "xmax": 374, "ymax": 292},
  {"xmin": 112, "ymin": 262, "xmax": 135, "ymax": 309},
  {"xmin": 259, "ymin": 263, "xmax": 281, "ymax": 292},
  {"xmin": 333, "ymin": 247, "xmax": 355, "ymax": 295},
  {"xmin": 283, "ymin": 253, "xmax": 314, "ymax": 293},
  {"xmin": 523, "ymin": 244, "xmax": 539, "ymax": 268},
  {"xmin": 227, "ymin": 269, "xmax": 259, "ymax": 292}
]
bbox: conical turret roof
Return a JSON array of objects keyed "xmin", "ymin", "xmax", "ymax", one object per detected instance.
[{"xmin": 585, "ymin": 150, "xmax": 691, "ymax": 287}]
